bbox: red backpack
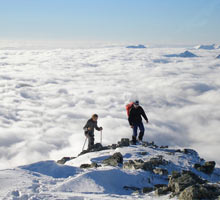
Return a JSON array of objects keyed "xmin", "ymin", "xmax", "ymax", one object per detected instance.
[{"xmin": 126, "ymin": 102, "xmax": 134, "ymax": 117}]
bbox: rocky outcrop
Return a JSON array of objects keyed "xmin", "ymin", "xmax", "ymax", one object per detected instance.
[
  {"xmin": 78, "ymin": 138, "xmax": 132, "ymax": 157},
  {"xmin": 118, "ymin": 138, "xmax": 130, "ymax": 147},
  {"xmin": 123, "ymin": 156, "xmax": 169, "ymax": 172},
  {"xmin": 102, "ymin": 152, "xmax": 123, "ymax": 166},
  {"xmin": 76, "ymin": 139, "xmax": 165, "ymax": 158},
  {"xmin": 153, "ymin": 168, "xmax": 168, "ymax": 176},
  {"xmin": 160, "ymin": 145, "xmax": 168, "ymax": 149},
  {"xmin": 80, "ymin": 162, "xmax": 100, "ymax": 169},
  {"xmin": 168, "ymin": 171, "xmax": 206, "ymax": 195},
  {"xmin": 56, "ymin": 138, "xmax": 220, "ymax": 199},
  {"xmin": 194, "ymin": 161, "xmax": 216, "ymax": 174},
  {"xmin": 155, "ymin": 185, "xmax": 171, "ymax": 195},
  {"xmin": 183, "ymin": 148, "xmax": 198, "ymax": 156},
  {"xmin": 179, "ymin": 184, "xmax": 220, "ymax": 200},
  {"xmin": 123, "ymin": 186, "xmax": 140, "ymax": 191},
  {"xmin": 142, "ymin": 141, "xmax": 159, "ymax": 148},
  {"xmin": 142, "ymin": 187, "xmax": 154, "ymax": 193},
  {"xmin": 123, "ymin": 159, "xmax": 144, "ymax": 170},
  {"xmin": 78, "ymin": 143, "xmax": 107, "ymax": 156},
  {"xmin": 57, "ymin": 157, "xmax": 75, "ymax": 164},
  {"xmin": 142, "ymin": 157, "xmax": 169, "ymax": 171}
]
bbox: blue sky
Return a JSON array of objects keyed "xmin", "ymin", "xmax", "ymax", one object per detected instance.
[{"xmin": 0, "ymin": 0, "xmax": 220, "ymax": 45}]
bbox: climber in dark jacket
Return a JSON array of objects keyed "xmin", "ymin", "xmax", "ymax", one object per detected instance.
[
  {"xmin": 128, "ymin": 100, "xmax": 148, "ymax": 144},
  {"xmin": 83, "ymin": 114, "xmax": 103, "ymax": 150}
]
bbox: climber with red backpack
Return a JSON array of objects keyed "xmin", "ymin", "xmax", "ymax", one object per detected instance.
[{"xmin": 126, "ymin": 100, "xmax": 149, "ymax": 145}]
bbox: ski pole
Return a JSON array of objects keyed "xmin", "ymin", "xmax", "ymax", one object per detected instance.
[
  {"xmin": 100, "ymin": 130, "xmax": 102, "ymax": 145},
  {"xmin": 82, "ymin": 137, "xmax": 88, "ymax": 151}
]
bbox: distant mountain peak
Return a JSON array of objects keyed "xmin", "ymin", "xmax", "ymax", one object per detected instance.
[
  {"xmin": 164, "ymin": 50, "xmax": 198, "ymax": 58},
  {"xmin": 195, "ymin": 44, "xmax": 219, "ymax": 50},
  {"xmin": 126, "ymin": 44, "xmax": 146, "ymax": 49}
]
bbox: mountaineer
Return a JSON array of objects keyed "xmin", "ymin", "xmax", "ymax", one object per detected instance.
[
  {"xmin": 127, "ymin": 100, "xmax": 148, "ymax": 144},
  {"xmin": 83, "ymin": 114, "xmax": 103, "ymax": 150}
]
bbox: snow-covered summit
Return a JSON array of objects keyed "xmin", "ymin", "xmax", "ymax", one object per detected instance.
[
  {"xmin": 164, "ymin": 50, "xmax": 198, "ymax": 58},
  {"xmin": 195, "ymin": 44, "xmax": 219, "ymax": 50},
  {"xmin": 126, "ymin": 44, "xmax": 146, "ymax": 49},
  {"xmin": 1, "ymin": 139, "xmax": 220, "ymax": 200}
]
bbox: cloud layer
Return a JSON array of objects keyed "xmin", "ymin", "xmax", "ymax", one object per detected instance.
[{"xmin": 0, "ymin": 47, "xmax": 220, "ymax": 169}]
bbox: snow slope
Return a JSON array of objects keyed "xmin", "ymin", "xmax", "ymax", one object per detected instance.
[
  {"xmin": 0, "ymin": 46, "xmax": 220, "ymax": 171},
  {"xmin": 0, "ymin": 143, "xmax": 220, "ymax": 199}
]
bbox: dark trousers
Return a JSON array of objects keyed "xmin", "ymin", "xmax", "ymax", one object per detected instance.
[
  {"xmin": 85, "ymin": 133, "xmax": 94, "ymax": 150},
  {"xmin": 133, "ymin": 122, "xmax": 145, "ymax": 140}
]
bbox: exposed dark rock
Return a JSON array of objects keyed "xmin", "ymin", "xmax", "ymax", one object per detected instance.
[
  {"xmin": 194, "ymin": 163, "xmax": 201, "ymax": 169},
  {"xmin": 183, "ymin": 149, "xmax": 198, "ymax": 156},
  {"xmin": 80, "ymin": 162, "xmax": 99, "ymax": 169},
  {"xmin": 141, "ymin": 157, "xmax": 169, "ymax": 171},
  {"xmin": 138, "ymin": 152, "xmax": 148, "ymax": 156},
  {"xmin": 124, "ymin": 157, "xmax": 169, "ymax": 171},
  {"xmin": 142, "ymin": 141, "xmax": 155, "ymax": 147},
  {"xmin": 80, "ymin": 164, "xmax": 91, "ymax": 169},
  {"xmin": 149, "ymin": 157, "xmax": 168, "ymax": 166},
  {"xmin": 123, "ymin": 159, "xmax": 145, "ymax": 170},
  {"xmin": 142, "ymin": 187, "xmax": 154, "ymax": 193},
  {"xmin": 102, "ymin": 152, "xmax": 123, "ymax": 166},
  {"xmin": 169, "ymin": 170, "xmax": 206, "ymax": 195},
  {"xmin": 78, "ymin": 143, "xmax": 109, "ymax": 156},
  {"xmin": 194, "ymin": 161, "xmax": 216, "ymax": 174},
  {"xmin": 111, "ymin": 144, "xmax": 117, "ymax": 149},
  {"xmin": 154, "ymin": 184, "xmax": 168, "ymax": 189},
  {"xmin": 123, "ymin": 186, "xmax": 140, "ymax": 191},
  {"xmin": 204, "ymin": 161, "xmax": 216, "ymax": 174},
  {"xmin": 118, "ymin": 138, "xmax": 130, "ymax": 147},
  {"xmin": 160, "ymin": 145, "xmax": 168, "ymax": 149},
  {"xmin": 57, "ymin": 157, "xmax": 75, "ymax": 165},
  {"xmin": 155, "ymin": 186, "xmax": 171, "ymax": 196},
  {"xmin": 217, "ymin": 54, "xmax": 220, "ymax": 59},
  {"xmin": 166, "ymin": 152, "xmax": 175, "ymax": 156},
  {"xmin": 93, "ymin": 143, "xmax": 103, "ymax": 150},
  {"xmin": 123, "ymin": 160, "xmax": 136, "ymax": 170},
  {"xmin": 179, "ymin": 184, "xmax": 220, "ymax": 200},
  {"xmin": 153, "ymin": 168, "xmax": 168, "ymax": 176},
  {"xmin": 171, "ymin": 171, "xmax": 181, "ymax": 178}
]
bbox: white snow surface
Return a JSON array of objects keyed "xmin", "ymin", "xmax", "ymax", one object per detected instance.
[
  {"xmin": 0, "ymin": 144, "xmax": 220, "ymax": 199},
  {"xmin": 0, "ymin": 46, "xmax": 220, "ymax": 172}
]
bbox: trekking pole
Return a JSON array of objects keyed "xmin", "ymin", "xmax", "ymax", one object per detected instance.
[
  {"xmin": 82, "ymin": 137, "xmax": 88, "ymax": 151},
  {"xmin": 100, "ymin": 130, "xmax": 102, "ymax": 145}
]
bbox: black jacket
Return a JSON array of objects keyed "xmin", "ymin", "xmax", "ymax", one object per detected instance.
[
  {"xmin": 83, "ymin": 118, "xmax": 101, "ymax": 135},
  {"xmin": 128, "ymin": 106, "xmax": 148, "ymax": 126}
]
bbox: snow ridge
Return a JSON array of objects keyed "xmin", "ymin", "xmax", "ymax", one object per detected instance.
[{"xmin": 1, "ymin": 140, "xmax": 220, "ymax": 200}]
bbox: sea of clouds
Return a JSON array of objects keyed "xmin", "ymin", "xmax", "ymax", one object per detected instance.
[{"xmin": 0, "ymin": 46, "xmax": 220, "ymax": 169}]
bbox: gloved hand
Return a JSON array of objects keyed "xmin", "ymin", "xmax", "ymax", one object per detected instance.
[{"xmin": 99, "ymin": 127, "xmax": 103, "ymax": 131}]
